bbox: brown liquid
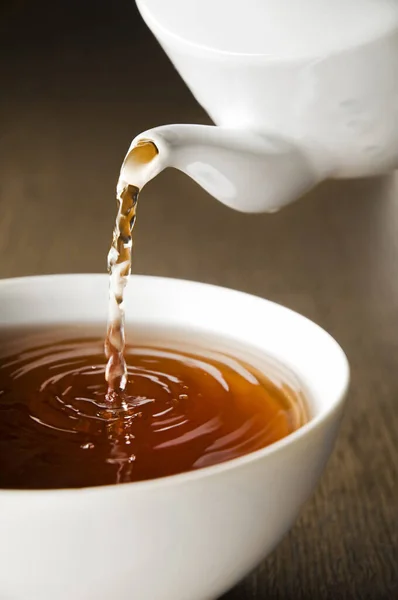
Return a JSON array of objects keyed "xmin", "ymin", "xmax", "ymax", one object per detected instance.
[
  {"xmin": 105, "ymin": 140, "xmax": 158, "ymax": 393},
  {"xmin": 0, "ymin": 327, "xmax": 308, "ymax": 490}
]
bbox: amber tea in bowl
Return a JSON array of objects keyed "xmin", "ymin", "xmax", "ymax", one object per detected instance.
[
  {"xmin": 0, "ymin": 325, "xmax": 308, "ymax": 490},
  {"xmin": 0, "ymin": 275, "xmax": 349, "ymax": 600}
]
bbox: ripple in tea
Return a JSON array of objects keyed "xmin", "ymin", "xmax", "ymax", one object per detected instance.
[{"xmin": 0, "ymin": 326, "xmax": 308, "ymax": 490}]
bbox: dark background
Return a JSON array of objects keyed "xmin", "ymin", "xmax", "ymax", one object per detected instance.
[{"xmin": 1, "ymin": 1, "xmax": 397, "ymax": 598}]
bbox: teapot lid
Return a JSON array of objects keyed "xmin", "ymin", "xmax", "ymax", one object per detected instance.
[{"xmin": 137, "ymin": 0, "xmax": 397, "ymax": 58}]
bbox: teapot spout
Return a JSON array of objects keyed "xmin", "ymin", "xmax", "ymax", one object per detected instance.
[{"xmin": 121, "ymin": 125, "xmax": 331, "ymax": 213}]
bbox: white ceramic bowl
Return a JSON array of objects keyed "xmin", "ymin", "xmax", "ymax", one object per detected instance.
[{"xmin": 0, "ymin": 275, "xmax": 349, "ymax": 600}]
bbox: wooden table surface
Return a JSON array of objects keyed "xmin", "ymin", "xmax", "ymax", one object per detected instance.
[{"xmin": 1, "ymin": 2, "xmax": 397, "ymax": 598}]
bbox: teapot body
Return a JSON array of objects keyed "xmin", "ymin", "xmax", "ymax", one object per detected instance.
[{"xmin": 137, "ymin": 0, "xmax": 398, "ymax": 179}]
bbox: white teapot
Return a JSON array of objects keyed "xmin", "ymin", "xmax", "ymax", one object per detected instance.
[{"xmin": 121, "ymin": 0, "xmax": 398, "ymax": 213}]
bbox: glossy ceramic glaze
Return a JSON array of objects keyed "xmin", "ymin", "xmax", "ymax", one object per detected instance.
[
  {"xmin": 0, "ymin": 275, "xmax": 349, "ymax": 600},
  {"xmin": 131, "ymin": 0, "xmax": 398, "ymax": 212}
]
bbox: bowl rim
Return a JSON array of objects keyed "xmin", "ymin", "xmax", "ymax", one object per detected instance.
[{"xmin": 0, "ymin": 273, "xmax": 350, "ymax": 498}]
